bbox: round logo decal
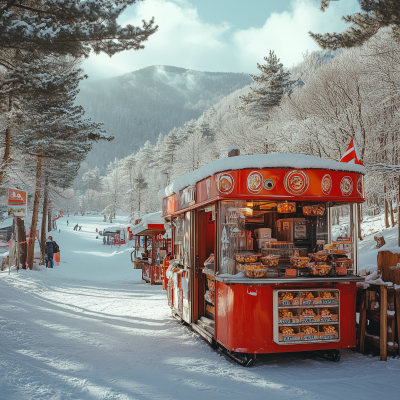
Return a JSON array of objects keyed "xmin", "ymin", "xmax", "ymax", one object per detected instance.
[
  {"xmin": 284, "ymin": 170, "xmax": 309, "ymax": 195},
  {"xmin": 321, "ymin": 174, "xmax": 332, "ymax": 195},
  {"xmin": 357, "ymin": 176, "xmax": 363, "ymax": 196},
  {"xmin": 247, "ymin": 171, "xmax": 263, "ymax": 193},
  {"xmin": 340, "ymin": 176, "xmax": 353, "ymax": 196},
  {"xmin": 217, "ymin": 173, "xmax": 234, "ymax": 194}
]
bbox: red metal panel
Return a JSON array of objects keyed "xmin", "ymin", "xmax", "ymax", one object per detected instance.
[
  {"xmin": 147, "ymin": 224, "xmax": 165, "ymax": 230},
  {"xmin": 163, "ymin": 168, "xmax": 364, "ymax": 217},
  {"xmin": 215, "ymin": 281, "xmax": 357, "ymax": 354}
]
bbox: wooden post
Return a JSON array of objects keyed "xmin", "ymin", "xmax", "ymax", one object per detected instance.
[
  {"xmin": 380, "ymin": 285, "xmax": 388, "ymax": 361},
  {"xmin": 357, "ymin": 293, "xmax": 367, "ymax": 354},
  {"xmin": 396, "ymin": 289, "xmax": 400, "ymax": 356}
]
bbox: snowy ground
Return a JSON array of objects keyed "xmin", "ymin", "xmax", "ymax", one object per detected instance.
[{"xmin": 1, "ymin": 214, "xmax": 400, "ymax": 400}]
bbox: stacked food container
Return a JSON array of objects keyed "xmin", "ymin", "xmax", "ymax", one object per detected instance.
[{"xmin": 274, "ymin": 289, "xmax": 340, "ymax": 344}]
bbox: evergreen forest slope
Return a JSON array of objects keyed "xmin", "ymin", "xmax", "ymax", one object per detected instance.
[{"xmin": 77, "ymin": 65, "xmax": 252, "ymax": 170}]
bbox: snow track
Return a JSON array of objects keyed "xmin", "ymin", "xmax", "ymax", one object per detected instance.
[{"xmin": 1, "ymin": 215, "xmax": 399, "ymax": 399}]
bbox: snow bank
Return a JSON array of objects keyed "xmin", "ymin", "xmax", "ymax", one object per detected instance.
[{"xmin": 159, "ymin": 153, "xmax": 366, "ymax": 199}]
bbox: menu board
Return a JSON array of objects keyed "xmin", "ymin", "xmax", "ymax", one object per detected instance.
[{"xmin": 273, "ymin": 289, "xmax": 340, "ymax": 344}]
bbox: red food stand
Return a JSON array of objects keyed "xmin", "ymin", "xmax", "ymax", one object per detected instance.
[
  {"xmin": 130, "ymin": 212, "xmax": 168, "ymax": 285},
  {"xmin": 161, "ymin": 153, "xmax": 365, "ymax": 366}
]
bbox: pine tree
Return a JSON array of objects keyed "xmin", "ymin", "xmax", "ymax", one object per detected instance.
[
  {"xmin": 0, "ymin": 1, "xmax": 158, "ymax": 60},
  {"xmin": 310, "ymin": 0, "xmax": 400, "ymax": 49},
  {"xmin": 133, "ymin": 172, "xmax": 148, "ymax": 217},
  {"xmin": 239, "ymin": 51, "xmax": 296, "ymax": 119}
]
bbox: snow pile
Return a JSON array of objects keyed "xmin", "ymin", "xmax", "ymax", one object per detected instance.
[
  {"xmin": 159, "ymin": 153, "xmax": 366, "ymax": 199},
  {"xmin": 129, "ymin": 211, "xmax": 164, "ymax": 235}
]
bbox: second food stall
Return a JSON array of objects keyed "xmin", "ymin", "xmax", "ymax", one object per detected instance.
[
  {"xmin": 161, "ymin": 153, "xmax": 365, "ymax": 366},
  {"xmin": 130, "ymin": 212, "xmax": 168, "ymax": 284}
]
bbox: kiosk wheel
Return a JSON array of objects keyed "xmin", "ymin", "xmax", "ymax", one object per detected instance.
[
  {"xmin": 218, "ymin": 346, "xmax": 254, "ymax": 367},
  {"xmin": 315, "ymin": 349, "xmax": 341, "ymax": 362}
]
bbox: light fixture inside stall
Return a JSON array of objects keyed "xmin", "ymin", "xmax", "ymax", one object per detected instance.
[{"xmin": 239, "ymin": 207, "xmax": 253, "ymax": 216}]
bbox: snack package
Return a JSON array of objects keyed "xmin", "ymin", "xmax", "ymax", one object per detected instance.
[
  {"xmin": 207, "ymin": 278, "xmax": 215, "ymax": 291},
  {"xmin": 317, "ymin": 307, "xmax": 339, "ymax": 323},
  {"xmin": 278, "ymin": 308, "xmax": 300, "ymax": 325},
  {"xmin": 319, "ymin": 291, "xmax": 339, "ymax": 305},
  {"xmin": 278, "ymin": 291, "xmax": 300, "ymax": 306},
  {"xmin": 319, "ymin": 325, "xmax": 339, "ymax": 340},
  {"xmin": 300, "ymin": 308, "xmax": 318, "ymax": 324},
  {"xmin": 303, "ymin": 204, "xmax": 325, "ymax": 216},
  {"xmin": 235, "ymin": 253, "xmax": 260, "ymax": 263},
  {"xmin": 260, "ymin": 255, "xmax": 280, "ymax": 267},
  {"xmin": 300, "ymin": 325, "xmax": 319, "ymax": 341},
  {"xmin": 277, "ymin": 202, "xmax": 296, "ymax": 213},
  {"xmin": 278, "ymin": 326, "xmax": 300, "ymax": 342},
  {"xmin": 300, "ymin": 291, "xmax": 322, "ymax": 305}
]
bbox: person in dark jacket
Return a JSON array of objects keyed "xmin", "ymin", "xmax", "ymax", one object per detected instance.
[{"xmin": 46, "ymin": 236, "xmax": 55, "ymax": 268}]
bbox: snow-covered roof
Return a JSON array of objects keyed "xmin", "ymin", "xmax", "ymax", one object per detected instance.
[
  {"xmin": 159, "ymin": 154, "xmax": 366, "ymax": 199},
  {"xmin": 130, "ymin": 211, "xmax": 165, "ymax": 236}
]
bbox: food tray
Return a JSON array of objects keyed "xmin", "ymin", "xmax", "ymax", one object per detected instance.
[
  {"xmin": 308, "ymin": 264, "xmax": 331, "ymax": 276},
  {"xmin": 300, "ymin": 326, "xmax": 319, "ymax": 341},
  {"xmin": 318, "ymin": 307, "xmax": 339, "ymax": 323},
  {"xmin": 308, "ymin": 253, "xmax": 328, "ymax": 262},
  {"xmin": 278, "ymin": 308, "xmax": 300, "ymax": 325},
  {"xmin": 235, "ymin": 253, "xmax": 260, "ymax": 263},
  {"xmin": 300, "ymin": 291, "xmax": 322, "ymax": 305},
  {"xmin": 207, "ymin": 278, "xmax": 215, "ymax": 290},
  {"xmin": 300, "ymin": 308, "xmax": 318, "ymax": 324},
  {"xmin": 278, "ymin": 326, "xmax": 300, "ymax": 342},
  {"xmin": 244, "ymin": 263, "xmax": 267, "ymax": 278},
  {"xmin": 302, "ymin": 204, "xmax": 325, "ymax": 216},
  {"xmin": 277, "ymin": 202, "xmax": 296, "ymax": 213},
  {"xmin": 319, "ymin": 325, "xmax": 339, "ymax": 340},
  {"xmin": 319, "ymin": 291, "xmax": 339, "ymax": 305},
  {"xmin": 278, "ymin": 292, "xmax": 300, "ymax": 306},
  {"xmin": 260, "ymin": 255, "xmax": 280, "ymax": 267}
]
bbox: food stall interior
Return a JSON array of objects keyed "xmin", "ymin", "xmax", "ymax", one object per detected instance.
[{"xmin": 218, "ymin": 200, "xmax": 357, "ymax": 278}]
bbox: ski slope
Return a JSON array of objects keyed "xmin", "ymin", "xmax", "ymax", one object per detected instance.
[{"xmin": 1, "ymin": 214, "xmax": 399, "ymax": 400}]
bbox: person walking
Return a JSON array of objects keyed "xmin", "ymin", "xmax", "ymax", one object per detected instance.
[
  {"xmin": 46, "ymin": 236, "xmax": 55, "ymax": 268},
  {"xmin": 67, "ymin": 220, "xmax": 69, "ymax": 226}
]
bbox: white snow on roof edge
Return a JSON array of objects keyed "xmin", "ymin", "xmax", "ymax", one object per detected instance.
[{"xmin": 158, "ymin": 154, "xmax": 366, "ymax": 200}]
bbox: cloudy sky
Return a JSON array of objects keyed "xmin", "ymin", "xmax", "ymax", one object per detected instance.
[{"xmin": 83, "ymin": 0, "xmax": 361, "ymax": 80}]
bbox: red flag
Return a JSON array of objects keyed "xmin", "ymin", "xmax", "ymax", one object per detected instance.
[{"xmin": 340, "ymin": 139, "xmax": 363, "ymax": 166}]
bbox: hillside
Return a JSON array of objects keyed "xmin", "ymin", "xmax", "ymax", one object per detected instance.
[{"xmin": 77, "ymin": 65, "xmax": 252, "ymax": 171}]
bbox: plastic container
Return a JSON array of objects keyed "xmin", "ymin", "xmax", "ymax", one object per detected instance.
[
  {"xmin": 308, "ymin": 263, "xmax": 331, "ymax": 276},
  {"xmin": 244, "ymin": 263, "xmax": 267, "ymax": 278},
  {"xmin": 257, "ymin": 238, "xmax": 277, "ymax": 249},
  {"xmin": 236, "ymin": 262, "xmax": 246, "ymax": 272},
  {"xmin": 235, "ymin": 253, "xmax": 260, "ymax": 263},
  {"xmin": 293, "ymin": 257, "xmax": 310, "ymax": 268},
  {"xmin": 336, "ymin": 258, "xmax": 353, "ymax": 268},
  {"xmin": 260, "ymin": 255, "xmax": 280, "ymax": 267},
  {"xmin": 254, "ymin": 228, "xmax": 272, "ymax": 239},
  {"xmin": 308, "ymin": 253, "xmax": 328, "ymax": 262}
]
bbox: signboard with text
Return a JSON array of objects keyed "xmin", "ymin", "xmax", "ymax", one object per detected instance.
[{"xmin": 8, "ymin": 189, "xmax": 27, "ymax": 217}]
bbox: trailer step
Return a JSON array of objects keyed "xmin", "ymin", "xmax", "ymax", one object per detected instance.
[
  {"xmin": 200, "ymin": 316, "xmax": 215, "ymax": 327},
  {"xmin": 196, "ymin": 319, "xmax": 215, "ymax": 336},
  {"xmin": 192, "ymin": 322, "xmax": 214, "ymax": 343}
]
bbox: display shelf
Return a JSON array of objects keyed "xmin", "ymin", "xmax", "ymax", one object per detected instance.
[{"xmin": 274, "ymin": 289, "xmax": 340, "ymax": 345}]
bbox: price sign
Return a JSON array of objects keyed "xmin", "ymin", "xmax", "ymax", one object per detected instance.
[
  {"xmin": 302, "ymin": 317, "xmax": 315, "ymax": 324},
  {"xmin": 323, "ymin": 299, "xmax": 337, "ymax": 304},
  {"xmin": 302, "ymin": 300, "xmax": 314, "ymax": 305},
  {"xmin": 279, "ymin": 319, "xmax": 291, "ymax": 325},
  {"xmin": 320, "ymin": 317, "xmax": 333, "ymax": 323},
  {"xmin": 280, "ymin": 300, "xmax": 292, "ymax": 306},
  {"xmin": 283, "ymin": 336, "xmax": 297, "ymax": 342},
  {"xmin": 302, "ymin": 335, "xmax": 317, "ymax": 341},
  {"xmin": 320, "ymin": 335, "xmax": 336, "ymax": 340}
]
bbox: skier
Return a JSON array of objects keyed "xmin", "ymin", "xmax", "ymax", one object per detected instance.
[
  {"xmin": 67, "ymin": 220, "xmax": 69, "ymax": 226},
  {"xmin": 46, "ymin": 236, "xmax": 55, "ymax": 268},
  {"xmin": 74, "ymin": 223, "xmax": 78, "ymax": 231}
]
